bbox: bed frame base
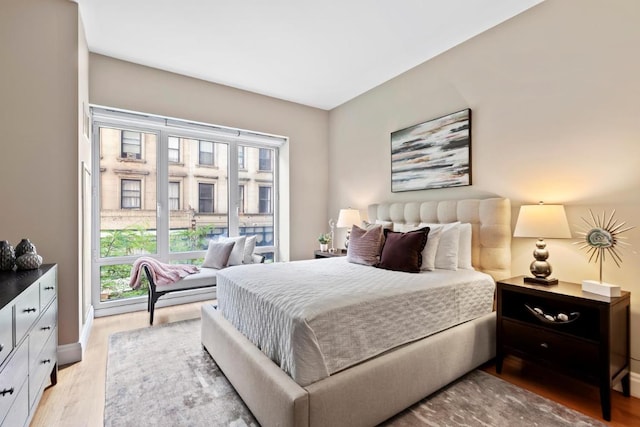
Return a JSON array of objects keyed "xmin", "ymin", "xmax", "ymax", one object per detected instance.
[{"xmin": 201, "ymin": 304, "xmax": 496, "ymax": 427}]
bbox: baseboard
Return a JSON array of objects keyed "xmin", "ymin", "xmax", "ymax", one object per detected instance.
[
  {"xmin": 56, "ymin": 306, "xmax": 94, "ymax": 366},
  {"xmin": 57, "ymin": 342, "xmax": 83, "ymax": 366},
  {"xmin": 612, "ymin": 371, "xmax": 640, "ymax": 398}
]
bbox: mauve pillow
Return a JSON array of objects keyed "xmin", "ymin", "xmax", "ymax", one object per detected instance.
[
  {"xmin": 377, "ymin": 227, "xmax": 429, "ymax": 273},
  {"xmin": 346, "ymin": 225, "xmax": 384, "ymax": 266}
]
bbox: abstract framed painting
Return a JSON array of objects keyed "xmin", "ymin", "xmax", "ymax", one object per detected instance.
[{"xmin": 391, "ymin": 109, "xmax": 471, "ymax": 192}]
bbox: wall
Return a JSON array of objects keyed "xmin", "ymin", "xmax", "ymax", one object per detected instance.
[
  {"xmin": 329, "ymin": 0, "xmax": 640, "ymax": 375},
  {"xmin": 89, "ymin": 54, "xmax": 330, "ymax": 262},
  {"xmin": 0, "ymin": 0, "xmax": 81, "ymax": 347}
]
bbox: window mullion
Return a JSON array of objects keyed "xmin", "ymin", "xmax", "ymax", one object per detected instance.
[
  {"xmin": 228, "ymin": 141, "xmax": 239, "ymax": 236},
  {"xmin": 156, "ymin": 130, "xmax": 169, "ymax": 261}
]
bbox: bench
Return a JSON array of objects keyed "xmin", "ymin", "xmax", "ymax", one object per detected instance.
[{"xmin": 143, "ymin": 253, "xmax": 264, "ymax": 324}]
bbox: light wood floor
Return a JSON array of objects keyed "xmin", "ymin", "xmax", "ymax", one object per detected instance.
[{"xmin": 32, "ymin": 302, "xmax": 640, "ymax": 426}]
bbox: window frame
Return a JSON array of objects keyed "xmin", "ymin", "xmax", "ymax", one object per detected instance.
[
  {"xmin": 121, "ymin": 130, "xmax": 142, "ymax": 159},
  {"xmin": 91, "ymin": 106, "xmax": 284, "ymax": 317},
  {"xmin": 120, "ymin": 178, "xmax": 142, "ymax": 209},
  {"xmin": 168, "ymin": 136, "xmax": 180, "ymax": 163},
  {"xmin": 259, "ymin": 148, "xmax": 272, "ymax": 171},
  {"xmin": 198, "ymin": 182, "xmax": 215, "ymax": 214},
  {"xmin": 169, "ymin": 181, "xmax": 180, "ymax": 211},
  {"xmin": 258, "ymin": 185, "xmax": 272, "ymax": 214},
  {"xmin": 199, "ymin": 140, "xmax": 214, "ymax": 166}
]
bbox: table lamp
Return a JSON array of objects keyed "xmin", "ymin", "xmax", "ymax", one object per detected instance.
[
  {"xmin": 336, "ymin": 208, "xmax": 361, "ymax": 249},
  {"xmin": 513, "ymin": 202, "xmax": 571, "ymax": 285}
]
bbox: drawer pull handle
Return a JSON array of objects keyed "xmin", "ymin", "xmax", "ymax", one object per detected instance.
[
  {"xmin": 23, "ymin": 307, "xmax": 37, "ymax": 313},
  {"xmin": 540, "ymin": 342, "xmax": 549, "ymax": 349},
  {"xmin": 42, "ymin": 359, "xmax": 51, "ymax": 364},
  {"xmin": 41, "ymin": 326, "xmax": 52, "ymax": 331},
  {"xmin": 44, "ymin": 286, "xmax": 55, "ymax": 290},
  {"xmin": 525, "ymin": 304, "xmax": 580, "ymax": 325},
  {"xmin": 0, "ymin": 344, "xmax": 3, "ymax": 352},
  {"xmin": 0, "ymin": 388, "xmax": 14, "ymax": 397}
]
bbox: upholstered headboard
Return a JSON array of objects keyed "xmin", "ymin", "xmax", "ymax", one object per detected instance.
[{"xmin": 367, "ymin": 198, "xmax": 511, "ymax": 281}]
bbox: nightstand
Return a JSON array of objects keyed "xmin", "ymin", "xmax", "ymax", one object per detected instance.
[
  {"xmin": 314, "ymin": 249, "xmax": 347, "ymax": 259},
  {"xmin": 496, "ymin": 276, "xmax": 630, "ymax": 421}
]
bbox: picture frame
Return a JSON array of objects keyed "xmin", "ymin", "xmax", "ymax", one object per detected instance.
[{"xmin": 391, "ymin": 108, "xmax": 471, "ymax": 192}]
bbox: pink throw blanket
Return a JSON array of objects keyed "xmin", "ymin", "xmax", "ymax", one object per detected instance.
[{"xmin": 129, "ymin": 256, "xmax": 199, "ymax": 290}]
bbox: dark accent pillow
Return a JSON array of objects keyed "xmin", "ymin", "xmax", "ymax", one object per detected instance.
[
  {"xmin": 346, "ymin": 224, "xmax": 384, "ymax": 266},
  {"xmin": 377, "ymin": 227, "xmax": 430, "ymax": 273}
]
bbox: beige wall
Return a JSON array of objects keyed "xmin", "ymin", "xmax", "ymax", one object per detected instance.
[
  {"xmin": 89, "ymin": 54, "xmax": 330, "ymax": 261},
  {"xmin": 0, "ymin": 0, "xmax": 81, "ymax": 346},
  {"xmin": 329, "ymin": 0, "xmax": 640, "ymax": 373}
]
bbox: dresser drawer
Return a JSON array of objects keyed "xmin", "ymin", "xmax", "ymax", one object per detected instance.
[
  {"xmin": 28, "ymin": 299, "xmax": 57, "ymax": 373},
  {"xmin": 1, "ymin": 380, "xmax": 27, "ymax": 427},
  {"xmin": 29, "ymin": 329, "xmax": 57, "ymax": 409},
  {"xmin": 14, "ymin": 285, "xmax": 40, "ymax": 346},
  {"xmin": 502, "ymin": 319, "xmax": 599, "ymax": 379},
  {"xmin": 39, "ymin": 267, "xmax": 57, "ymax": 312},
  {"xmin": 0, "ymin": 306, "xmax": 12, "ymax": 367},
  {"xmin": 0, "ymin": 341, "xmax": 28, "ymax": 424}
]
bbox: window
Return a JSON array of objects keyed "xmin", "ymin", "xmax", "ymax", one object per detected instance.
[
  {"xmin": 199, "ymin": 140, "xmax": 214, "ymax": 165},
  {"xmin": 259, "ymin": 186, "xmax": 272, "ymax": 214},
  {"xmin": 93, "ymin": 107, "xmax": 282, "ymax": 312},
  {"xmin": 238, "ymin": 185, "xmax": 245, "ymax": 213},
  {"xmin": 121, "ymin": 130, "xmax": 141, "ymax": 159},
  {"xmin": 259, "ymin": 148, "xmax": 272, "ymax": 171},
  {"xmin": 238, "ymin": 146, "xmax": 246, "ymax": 169},
  {"xmin": 199, "ymin": 183, "xmax": 214, "ymax": 213},
  {"xmin": 169, "ymin": 182, "xmax": 180, "ymax": 211},
  {"xmin": 168, "ymin": 137, "xmax": 180, "ymax": 163},
  {"xmin": 121, "ymin": 179, "xmax": 141, "ymax": 209}
]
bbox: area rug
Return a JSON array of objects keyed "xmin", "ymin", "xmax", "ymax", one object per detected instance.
[{"xmin": 105, "ymin": 319, "xmax": 605, "ymax": 427}]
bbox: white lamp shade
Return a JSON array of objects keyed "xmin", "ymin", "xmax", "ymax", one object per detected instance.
[
  {"xmin": 336, "ymin": 208, "xmax": 361, "ymax": 229},
  {"xmin": 514, "ymin": 204, "xmax": 571, "ymax": 239}
]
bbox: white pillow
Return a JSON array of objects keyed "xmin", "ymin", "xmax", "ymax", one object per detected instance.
[
  {"xmin": 421, "ymin": 222, "xmax": 460, "ymax": 270},
  {"xmin": 458, "ymin": 223, "xmax": 473, "ymax": 270},
  {"xmin": 243, "ymin": 235, "xmax": 257, "ymax": 264},
  {"xmin": 393, "ymin": 222, "xmax": 417, "ymax": 232},
  {"xmin": 202, "ymin": 241, "xmax": 235, "ymax": 269},
  {"xmin": 397, "ymin": 223, "xmax": 441, "ymax": 271},
  {"xmin": 218, "ymin": 236, "xmax": 246, "ymax": 266}
]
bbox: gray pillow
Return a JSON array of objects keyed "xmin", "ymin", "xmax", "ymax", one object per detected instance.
[{"xmin": 202, "ymin": 241, "xmax": 236, "ymax": 269}]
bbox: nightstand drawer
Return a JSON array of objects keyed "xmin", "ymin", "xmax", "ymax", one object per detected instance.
[
  {"xmin": 502, "ymin": 319, "xmax": 599, "ymax": 379},
  {"xmin": 501, "ymin": 289, "xmax": 599, "ymax": 341}
]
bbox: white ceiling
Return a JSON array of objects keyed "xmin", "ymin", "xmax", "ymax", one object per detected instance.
[{"xmin": 78, "ymin": 0, "xmax": 543, "ymax": 110}]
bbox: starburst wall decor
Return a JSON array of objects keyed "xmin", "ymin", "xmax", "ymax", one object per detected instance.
[{"xmin": 574, "ymin": 209, "xmax": 635, "ymax": 284}]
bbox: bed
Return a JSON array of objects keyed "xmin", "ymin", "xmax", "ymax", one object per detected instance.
[{"xmin": 201, "ymin": 197, "xmax": 511, "ymax": 427}]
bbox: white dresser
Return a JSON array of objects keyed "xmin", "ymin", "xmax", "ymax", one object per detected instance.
[{"xmin": 0, "ymin": 265, "xmax": 57, "ymax": 427}]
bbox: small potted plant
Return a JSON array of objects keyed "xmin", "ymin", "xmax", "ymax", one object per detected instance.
[{"xmin": 318, "ymin": 233, "xmax": 331, "ymax": 252}]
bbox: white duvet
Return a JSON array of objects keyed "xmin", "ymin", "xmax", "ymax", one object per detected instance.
[{"xmin": 216, "ymin": 257, "xmax": 495, "ymax": 386}]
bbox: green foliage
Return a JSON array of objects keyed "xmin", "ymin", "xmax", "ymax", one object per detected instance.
[
  {"xmin": 169, "ymin": 225, "xmax": 214, "ymax": 252},
  {"xmin": 100, "ymin": 223, "xmax": 156, "ymax": 257},
  {"xmin": 318, "ymin": 233, "xmax": 331, "ymax": 244},
  {"xmin": 99, "ymin": 224, "xmax": 214, "ymax": 301}
]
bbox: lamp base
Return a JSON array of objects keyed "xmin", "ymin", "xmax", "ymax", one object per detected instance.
[{"xmin": 524, "ymin": 276, "xmax": 559, "ymax": 286}]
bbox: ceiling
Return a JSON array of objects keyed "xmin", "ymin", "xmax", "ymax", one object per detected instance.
[{"xmin": 78, "ymin": 0, "xmax": 543, "ymax": 110}]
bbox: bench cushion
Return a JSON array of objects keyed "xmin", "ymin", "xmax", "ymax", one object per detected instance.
[{"xmin": 154, "ymin": 267, "xmax": 218, "ymax": 292}]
